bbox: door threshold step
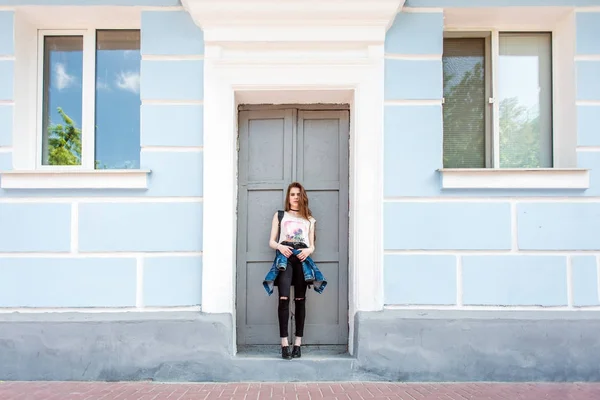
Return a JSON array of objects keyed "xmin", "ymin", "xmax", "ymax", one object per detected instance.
[{"xmin": 236, "ymin": 344, "xmax": 350, "ymax": 359}]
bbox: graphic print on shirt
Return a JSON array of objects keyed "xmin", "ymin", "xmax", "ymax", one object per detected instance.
[{"xmin": 282, "ymin": 220, "xmax": 306, "ymax": 243}]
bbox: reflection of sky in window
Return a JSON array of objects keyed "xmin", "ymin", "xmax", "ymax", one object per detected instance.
[
  {"xmin": 44, "ymin": 37, "xmax": 83, "ymax": 165},
  {"xmin": 95, "ymin": 30, "xmax": 140, "ymax": 169},
  {"xmin": 499, "ymin": 56, "xmax": 540, "ymax": 113},
  {"xmin": 45, "ymin": 32, "xmax": 140, "ymax": 169}
]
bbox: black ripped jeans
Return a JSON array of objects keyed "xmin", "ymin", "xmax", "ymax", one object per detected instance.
[{"xmin": 277, "ymin": 241, "xmax": 308, "ymax": 339}]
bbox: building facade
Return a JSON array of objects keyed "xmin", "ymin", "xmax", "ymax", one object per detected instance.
[{"xmin": 1, "ymin": 0, "xmax": 600, "ymax": 382}]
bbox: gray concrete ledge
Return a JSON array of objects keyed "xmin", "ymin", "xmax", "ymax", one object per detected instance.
[
  {"xmin": 355, "ymin": 310, "xmax": 600, "ymax": 382},
  {"xmin": 2, "ymin": 310, "xmax": 600, "ymax": 382}
]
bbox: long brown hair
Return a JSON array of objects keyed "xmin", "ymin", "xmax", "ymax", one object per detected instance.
[{"xmin": 285, "ymin": 182, "xmax": 312, "ymax": 221}]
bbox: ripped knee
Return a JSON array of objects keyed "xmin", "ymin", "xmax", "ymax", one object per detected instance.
[
  {"xmin": 294, "ymin": 298, "xmax": 304, "ymax": 301},
  {"xmin": 279, "ymin": 296, "xmax": 288, "ymax": 300}
]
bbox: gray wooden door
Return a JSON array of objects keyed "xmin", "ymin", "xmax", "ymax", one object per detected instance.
[{"xmin": 236, "ymin": 107, "xmax": 349, "ymax": 346}]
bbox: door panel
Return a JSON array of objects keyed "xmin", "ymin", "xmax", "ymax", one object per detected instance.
[{"xmin": 236, "ymin": 108, "xmax": 349, "ymax": 346}]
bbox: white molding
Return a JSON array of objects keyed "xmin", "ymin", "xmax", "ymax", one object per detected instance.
[
  {"xmin": 0, "ymin": 169, "xmax": 151, "ymax": 189},
  {"xmin": 0, "ymin": 252, "xmax": 203, "ymax": 258},
  {"xmin": 577, "ymin": 146, "xmax": 600, "ymax": 152},
  {"xmin": 402, "ymin": 7, "xmax": 443, "ymax": 13},
  {"xmin": 438, "ymin": 168, "xmax": 590, "ymax": 190},
  {"xmin": 575, "ymin": 7, "xmax": 600, "ymax": 12},
  {"xmin": 567, "ymin": 255, "xmax": 574, "ymax": 308},
  {"xmin": 70, "ymin": 202, "xmax": 79, "ymax": 253},
  {"xmin": 0, "ymin": 197, "xmax": 202, "ymax": 203},
  {"xmin": 199, "ymin": 10, "xmax": 393, "ymax": 329},
  {"xmin": 139, "ymin": 6, "xmax": 185, "ymax": 11},
  {"xmin": 182, "ymin": 0, "xmax": 405, "ymax": 38},
  {"xmin": 0, "ymin": 55, "xmax": 15, "ymax": 61},
  {"xmin": 136, "ymin": 256, "xmax": 144, "ymax": 308},
  {"xmin": 0, "ymin": 100, "xmax": 14, "ymax": 105},
  {"xmin": 575, "ymin": 55, "xmax": 600, "ymax": 61},
  {"xmin": 0, "ymin": 147, "xmax": 12, "ymax": 153},
  {"xmin": 576, "ymin": 101, "xmax": 600, "ymax": 106},
  {"xmin": 0, "ymin": 306, "xmax": 201, "ymax": 313}
]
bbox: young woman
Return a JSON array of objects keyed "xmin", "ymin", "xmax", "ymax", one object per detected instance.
[{"xmin": 268, "ymin": 182, "xmax": 317, "ymax": 360}]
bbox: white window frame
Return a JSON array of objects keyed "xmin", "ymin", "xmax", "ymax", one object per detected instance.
[
  {"xmin": 442, "ymin": 30, "xmax": 553, "ymax": 169},
  {"xmin": 37, "ymin": 29, "xmax": 97, "ymax": 170},
  {"xmin": 438, "ymin": 8, "xmax": 589, "ymax": 190},
  {"xmin": 2, "ymin": 7, "xmax": 150, "ymax": 189}
]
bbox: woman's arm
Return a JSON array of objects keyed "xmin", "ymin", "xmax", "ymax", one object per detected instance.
[
  {"xmin": 269, "ymin": 212, "xmax": 293, "ymax": 257},
  {"xmin": 298, "ymin": 219, "xmax": 316, "ymax": 262}
]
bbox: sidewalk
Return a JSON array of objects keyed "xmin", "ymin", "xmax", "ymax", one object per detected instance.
[{"xmin": 1, "ymin": 381, "xmax": 600, "ymax": 400}]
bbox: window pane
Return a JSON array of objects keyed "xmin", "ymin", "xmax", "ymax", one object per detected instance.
[
  {"xmin": 95, "ymin": 30, "xmax": 141, "ymax": 170},
  {"xmin": 442, "ymin": 38, "xmax": 486, "ymax": 168},
  {"xmin": 498, "ymin": 33, "xmax": 552, "ymax": 168},
  {"xmin": 42, "ymin": 36, "xmax": 83, "ymax": 166}
]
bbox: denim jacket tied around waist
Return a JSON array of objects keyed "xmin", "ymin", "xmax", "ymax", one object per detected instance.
[{"xmin": 262, "ymin": 249, "xmax": 327, "ymax": 296}]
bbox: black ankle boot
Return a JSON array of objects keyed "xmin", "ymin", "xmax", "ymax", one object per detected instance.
[
  {"xmin": 281, "ymin": 346, "xmax": 292, "ymax": 360},
  {"xmin": 292, "ymin": 345, "xmax": 301, "ymax": 358}
]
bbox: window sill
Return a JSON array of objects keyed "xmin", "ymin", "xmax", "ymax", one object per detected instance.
[
  {"xmin": 438, "ymin": 168, "xmax": 590, "ymax": 190},
  {"xmin": 0, "ymin": 169, "xmax": 151, "ymax": 190}
]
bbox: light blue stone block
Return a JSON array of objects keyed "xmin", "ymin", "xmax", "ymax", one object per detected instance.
[
  {"xmin": 384, "ymin": 202, "xmax": 512, "ymax": 250},
  {"xmin": 572, "ymin": 256, "xmax": 600, "ymax": 306},
  {"xmin": 141, "ymin": 151, "xmax": 203, "ymax": 197},
  {"xmin": 141, "ymin": 60, "xmax": 203, "ymax": 101},
  {"xmin": 143, "ymin": 256, "xmax": 202, "ymax": 306},
  {"xmin": 141, "ymin": 104, "xmax": 203, "ymax": 147},
  {"xmin": 577, "ymin": 106, "xmax": 600, "ymax": 146},
  {"xmin": 0, "ymin": 12, "xmax": 14, "ymax": 55},
  {"xmin": 0, "ymin": 203, "xmax": 70, "ymax": 252},
  {"xmin": 0, "ymin": 105, "xmax": 13, "ymax": 146},
  {"xmin": 577, "ymin": 61, "xmax": 600, "ymax": 101},
  {"xmin": 385, "ymin": 59, "xmax": 442, "ymax": 100},
  {"xmin": 386, "ymin": 12, "xmax": 443, "ymax": 55},
  {"xmin": 384, "ymin": 255, "xmax": 456, "ymax": 305},
  {"xmin": 0, "ymin": 258, "xmax": 136, "ymax": 307},
  {"xmin": 384, "ymin": 105, "xmax": 442, "ymax": 196},
  {"xmin": 577, "ymin": 13, "xmax": 600, "ymax": 54},
  {"xmin": 518, "ymin": 203, "xmax": 600, "ymax": 250},
  {"xmin": 0, "ymin": 152, "xmax": 10, "ymax": 171},
  {"xmin": 577, "ymin": 152, "xmax": 600, "ymax": 196},
  {"xmin": 142, "ymin": 11, "xmax": 204, "ymax": 55},
  {"xmin": 462, "ymin": 256, "xmax": 567, "ymax": 306},
  {"xmin": 0, "ymin": 0, "xmax": 179, "ymax": 4},
  {"xmin": 79, "ymin": 202, "xmax": 202, "ymax": 252},
  {"xmin": 0, "ymin": 61, "xmax": 14, "ymax": 100}
]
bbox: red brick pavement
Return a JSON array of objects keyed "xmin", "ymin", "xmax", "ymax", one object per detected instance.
[{"xmin": 1, "ymin": 381, "xmax": 600, "ymax": 400}]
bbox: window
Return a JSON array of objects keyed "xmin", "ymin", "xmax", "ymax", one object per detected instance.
[
  {"xmin": 442, "ymin": 32, "xmax": 553, "ymax": 169},
  {"xmin": 38, "ymin": 29, "xmax": 141, "ymax": 170}
]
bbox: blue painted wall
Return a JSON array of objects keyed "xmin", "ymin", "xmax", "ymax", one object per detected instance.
[
  {"xmin": 383, "ymin": 8, "xmax": 600, "ymax": 307},
  {"xmin": 0, "ymin": 7, "xmax": 204, "ymax": 308}
]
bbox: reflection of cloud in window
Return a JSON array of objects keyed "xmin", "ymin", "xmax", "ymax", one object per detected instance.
[
  {"xmin": 116, "ymin": 71, "xmax": 140, "ymax": 94},
  {"xmin": 96, "ymin": 79, "xmax": 111, "ymax": 91},
  {"xmin": 54, "ymin": 62, "xmax": 76, "ymax": 91}
]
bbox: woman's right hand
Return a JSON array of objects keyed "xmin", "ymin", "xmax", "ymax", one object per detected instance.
[{"xmin": 277, "ymin": 244, "xmax": 293, "ymax": 258}]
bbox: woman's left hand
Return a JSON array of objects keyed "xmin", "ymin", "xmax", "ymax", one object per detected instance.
[{"xmin": 297, "ymin": 249, "xmax": 312, "ymax": 262}]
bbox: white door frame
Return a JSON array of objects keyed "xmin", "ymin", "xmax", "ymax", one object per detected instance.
[{"xmin": 193, "ymin": 3, "xmax": 400, "ymax": 353}]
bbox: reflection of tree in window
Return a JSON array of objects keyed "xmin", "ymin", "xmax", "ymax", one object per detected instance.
[
  {"xmin": 443, "ymin": 38, "xmax": 486, "ymax": 169},
  {"xmin": 47, "ymin": 107, "xmax": 82, "ymax": 166}
]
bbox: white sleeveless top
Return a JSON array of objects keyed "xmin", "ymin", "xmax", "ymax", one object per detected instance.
[{"xmin": 278, "ymin": 211, "xmax": 316, "ymax": 247}]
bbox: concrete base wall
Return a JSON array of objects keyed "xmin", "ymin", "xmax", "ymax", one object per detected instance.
[
  {"xmin": 2, "ymin": 310, "xmax": 599, "ymax": 382},
  {"xmin": 355, "ymin": 310, "xmax": 600, "ymax": 382}
]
